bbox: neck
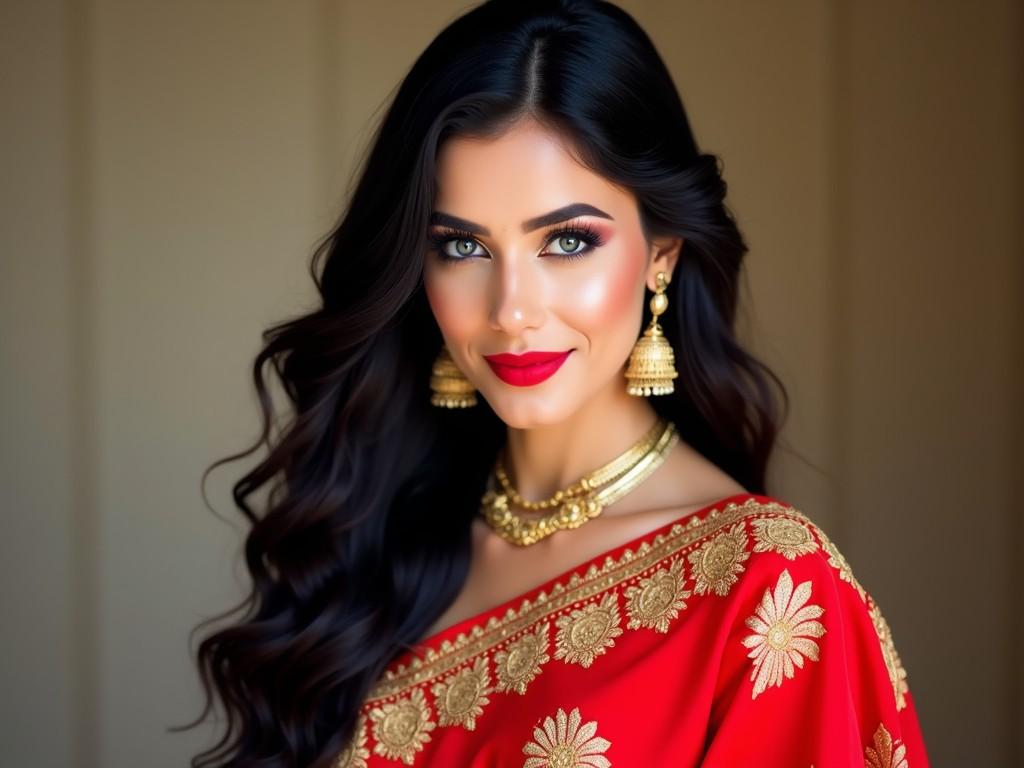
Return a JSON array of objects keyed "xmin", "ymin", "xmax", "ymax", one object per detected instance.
[{"xmin": 502, "ymin": 377, "xmax": 662, "ymax": 511}]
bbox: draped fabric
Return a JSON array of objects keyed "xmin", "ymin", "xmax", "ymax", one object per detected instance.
[{"xmin": 335, "ymin": 494, "xmax": 929, "ymax": 767}]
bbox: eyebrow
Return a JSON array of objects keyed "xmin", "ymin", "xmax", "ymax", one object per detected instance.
[{"xmin": 428, "ymin": 203, "xmax": 613, "ymax": 236}]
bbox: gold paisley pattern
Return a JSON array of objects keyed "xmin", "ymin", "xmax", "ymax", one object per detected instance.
[
  {"xmin": 431, "ymin": 655, "xmax": 491, "ymax": 730},
  {"xmin": 495, "ymin": 621, "xmax": 551, "ymax": 695},
  {"xmin": 868, "ymin": 598, "xmax": 910, "ymax": 711},
  {"xmin": 751, "ymin": 517, "xmax": 818, "ymax": 560},
  {"xmin": 368, "ymin": 686, "xmax": 435, "ymax": 764},
  {"xmin": 624, "ymin": 556, "xmax": 689, "ymax": 632},
  {"xmin": 521, "ymin": 706, "xmax": 612, "ymax": 768},
  {"xmin": 554, "ymin": 591, "xmax": 624, "ymax": 668},
  {"xmin": 334, "ymin": 713, "xmax": 370, "ymax": 768},
  {"xmin": 742, "ymin": 568, "xmax": 826, "ymax": 699},
  {"xmin": 864, "ymin": 722, "xmax": 909, "ymax": 768},
  {"xmin": 688, "ymin": 521, "xmax": 750, "ymax": 596}
]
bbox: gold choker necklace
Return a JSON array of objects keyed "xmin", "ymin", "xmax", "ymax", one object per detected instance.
[{"xmin": 479, "ymin": 418, "xmax": 679, "ymax": 547}]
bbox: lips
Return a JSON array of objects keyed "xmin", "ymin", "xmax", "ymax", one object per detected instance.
[{"xmin": 483, "ymin": 350, "xmax": 573, "ymax": 386}]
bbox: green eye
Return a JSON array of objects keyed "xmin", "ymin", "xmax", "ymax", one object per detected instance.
[
  {"xmin": 541, "ymin": 221, "xmax": 607, "ymax": 261},
  {"xmin": 550, "ymin": 235, "xmax": 584, "ymax": 256},
  {"xmin": 454, "ymin": 239, "xmax": 479, "ymax": 257}
]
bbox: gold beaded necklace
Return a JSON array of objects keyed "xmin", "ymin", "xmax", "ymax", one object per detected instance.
[{"xmin": 479, "ymin": 418, "xmax": 679, "ymax": 547}]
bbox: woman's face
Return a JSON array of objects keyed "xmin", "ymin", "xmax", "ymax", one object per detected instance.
[{"xmin": 423, "ymin": 118, "xmax": 677, "ymax": 429}]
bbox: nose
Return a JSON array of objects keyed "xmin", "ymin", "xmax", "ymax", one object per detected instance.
[{"xmin": 488, "ymin": 255, "xmax": 545, "ymax": 337}]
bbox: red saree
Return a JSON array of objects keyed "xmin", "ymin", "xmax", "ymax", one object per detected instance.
[{"xmin": 336, "ymin": 493, "xmax": 929, "ymax": 767}]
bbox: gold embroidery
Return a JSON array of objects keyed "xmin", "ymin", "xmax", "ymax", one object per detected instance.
[
  {"xmin": 868, "ymin": 598, "xmax": 910, "ymax": 711},
  {"xmin": 554, "ymin": 591, "xmax": 624, "ymax": 668},
  {"xmin": 624, "ymin": 556, "xmax": 689, "ymax": 632},
  {"xmin": 742, "ymin": 568, "xmax": 826, "ymax": 699},
  {"xmin": 494, "ymin": 621, "xmax": 550, "ymax": 695},
  {"xmin": 688, "ymin": 521, "xmax": 750, "ymax": 596},
  {"xmin": 751, "ymin": 517, "xmax": 818, "ymax": 560},
  {"xmin": 522, "ymin": 706, "xmax": 612, "ymax": 768},
  {"xmin": 864, "ymin": 722, "xmax": 909, "ymax": 768},
  {"xmin": 333, "ymin": 713, "xmax": 370, "ymax": 768},
  {"xmin": 430, "ymin": 655, "xmax": 491, "ymax": 730},
  {"xmin": 368, "ymin": 498, "xmax": 796, "ymax": 702},
  {"xmin": 815, "ymin": 527, "xmax": 867, "ymax": 602},
  {"xmin": 368, "ymin": 686, "xmax": 435, "ymax": 764}
]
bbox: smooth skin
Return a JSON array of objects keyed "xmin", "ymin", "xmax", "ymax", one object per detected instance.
[{"xmin": 422, "ymin": 118, "xmax": 746, "ymax": 638}]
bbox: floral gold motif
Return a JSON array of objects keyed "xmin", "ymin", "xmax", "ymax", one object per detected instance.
[
  {"xmin": 868, "ymin": 599, "xmax": 910, "ymax": 711},
  {"xmin": 521, "ymin": 706, "xmax": 612, "ymax": 768},
  {"xmin": 864, "ymin": 721, "xmax": 909, "ymax": 768},
  {"xmin": 430, "ymin": 655, "xmax": 491, "ymax": 730},
  {"xmin": 688, "ymin": 522, "xmax": 750, "ymax": 596},
  {"xmin": 741, "ymin": 568, "xmax": 826, "ymax": 699},
  {"xmin": 624, "ymin": 556, "xmax": 690, "ymax": 632},
  {"xmin": 370, "ymin": 498, "xmax": 775, "ymax": 701},
  {"xmin": 495, "ymin": 621, "xmax": 551, "ymax": 695},
  {"xmin": 344, "ymin": 498, "xmax": 917, "ymax": 765},
  {"xmin": 751, "ymin": 517, "xmax": 818, "ymax": 560},
  {"xmin": 333, "ymin": 713, "xmax": 370, "ymax": 768},
  {"xmin": 554, "ymin": 591, "xmax": 624, "ymax": 668},
  {"xmin": 368, "ymin": 686, "xmax": 435, "ymax": 764}
]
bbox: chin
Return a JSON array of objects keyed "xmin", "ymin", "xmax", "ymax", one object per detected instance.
[{"xmin": 485, "ymin": 391, "xmax": 578, "ymax": 430}]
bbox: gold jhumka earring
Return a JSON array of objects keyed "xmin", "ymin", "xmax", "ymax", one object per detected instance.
[
  {"xmin": 429, "ymin": 344, "xmax": 478, "ymax": 408},
  {"xmin": 624, "ymin": 270, "xmax": 679, "ymax": 396}
]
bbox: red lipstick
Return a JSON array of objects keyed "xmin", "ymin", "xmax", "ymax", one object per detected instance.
[{"xmin": 483, "ymin": 350, "xmax": 573, "ymax": 386}]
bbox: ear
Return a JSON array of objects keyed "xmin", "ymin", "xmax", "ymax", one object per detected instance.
[{"xmin": 645, "ymin": 235, "xmax": 684, "ymax": 291}]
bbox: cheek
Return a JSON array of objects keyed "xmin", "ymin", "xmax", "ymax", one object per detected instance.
[
  {"xmin": 564, "ymin": 246, "xmax": 646, "ymax": 333},
  {"xmin": 424, "ymin": 267, "xmax": 478, "ymax": 340}
]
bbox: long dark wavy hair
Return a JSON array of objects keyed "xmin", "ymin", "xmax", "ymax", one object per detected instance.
[{"xmin": 172, "ymin": 0, "xmax": 789, "ymax": 765}]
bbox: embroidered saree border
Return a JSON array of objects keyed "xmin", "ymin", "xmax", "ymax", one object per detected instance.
[{"xmin": 367, "ymin": 496, "xmax": 797, "ymax": 702}]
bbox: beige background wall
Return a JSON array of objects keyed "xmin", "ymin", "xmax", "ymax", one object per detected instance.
[{"xmin": 2, "ymin": 1, "xmax": 1020, "ymax": 766}]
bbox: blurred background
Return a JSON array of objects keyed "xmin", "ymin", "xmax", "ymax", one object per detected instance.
[{"xmin": 2, "ymin": 1, "xmax": 1020, "ymax": 766}]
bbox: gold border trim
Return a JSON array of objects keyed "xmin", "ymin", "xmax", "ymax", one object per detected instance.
[{"xmin": 368, "ymin": 496, "xmax": 800, "ymax": 701}]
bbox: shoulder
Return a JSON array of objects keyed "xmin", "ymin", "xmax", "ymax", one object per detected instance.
[
  {"xmin": 688, "ymin": 493, "xmax": 911, "ymax": 712},
  {"xmin": 686, "ymin": 493, "xmax": 867, "ymax": 603},
  {"xmin": 690, "ymin": 493, "xmax": 887, "ymax": 628},
  {"xmin": 692, "ymin": 495, "xmax": 927, "ymax": 765}
]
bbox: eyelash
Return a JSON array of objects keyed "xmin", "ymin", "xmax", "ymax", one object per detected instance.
[{"xmin": 426, "ymin": 219, "xmax": 607, "ymax": 263}]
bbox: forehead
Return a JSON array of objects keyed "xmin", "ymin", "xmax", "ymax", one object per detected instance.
[{"xmin": 433, "ymin": 119, "xmax": 634, "ymax": 223}]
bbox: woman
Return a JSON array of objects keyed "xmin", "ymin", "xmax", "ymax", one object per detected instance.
[{"xmin": 180, "ymin": 1, "xmax": 929, "ymax": 766}]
